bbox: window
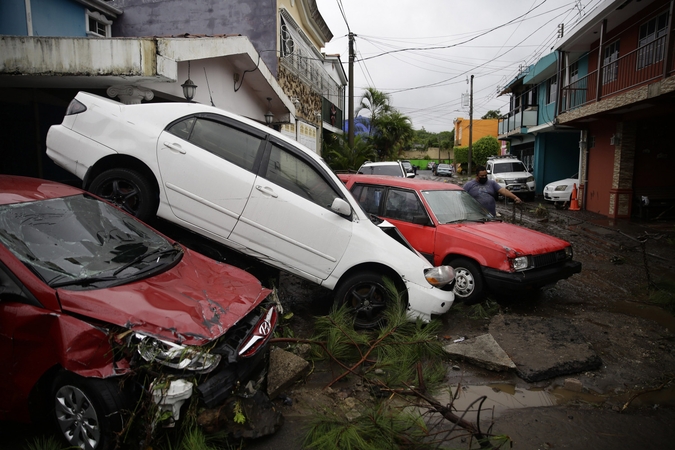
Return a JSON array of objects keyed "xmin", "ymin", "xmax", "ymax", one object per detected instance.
[
  {"xmin": 186, "ymin": 118, "xmax": 262, "ymax": 171},
  {"xmin": 546, "ymin": 75, "xmax": 557, "ymax": 104},
  {"xmin": 86, "ymin": 9, "xmax": 112, "ymax": 38},
  {"xmin": 383, "ymin": 189, "xmax": 427, "ymax": 223},
  {"xmin": 351, "ymin": 184, "xmax": 385, "ymax": 215},
  {"xmin": 265, "ymin": 144, "xmax": 340, "ymax": 209},
  {"xmin": 602, "ymin": 40, "xmax": 620, "ymax": 84},
  {"xmin": 526, "ymin": 86, "xmax": 538, "ymax": 107},
  {"xmin": 568, "ymin": 61, "xmax": 579, "ymax": 84},
  {"xmin": 637, "ymin": 12, "xmax": 668, "ymax": 69}
]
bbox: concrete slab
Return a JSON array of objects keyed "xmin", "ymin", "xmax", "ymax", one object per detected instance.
[
  {"xmin": 443, "ymin": 334, "xmax": 516, "ymax": 372},
  {"xmin": 489, "ymin": 315, "xmax": 602, "ymax": 382},
  {"xmin": 267, "ymin": 347, "xmax": 310, "ymax": 400}
]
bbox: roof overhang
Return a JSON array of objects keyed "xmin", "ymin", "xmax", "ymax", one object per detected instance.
[
  {"xmin": 556, "ymin": 0, "xmax": 658, "ymax": 60},
  {"xmin": 0, "ymin": 35, "xmax": 295, "ymax": 117},
  {"xmin": 523, "ymin": 52, "xmax": 558, "ymax": 85}
]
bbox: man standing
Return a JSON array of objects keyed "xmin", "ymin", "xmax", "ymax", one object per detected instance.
[{"xmin": 464, "ymin": 165, "xmax": 522, "ymax": 215}]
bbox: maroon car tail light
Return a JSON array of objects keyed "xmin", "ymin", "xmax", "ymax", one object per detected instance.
[{"xmin": 238, "ymin": 306, "xmax": 278, "ymax": 358}]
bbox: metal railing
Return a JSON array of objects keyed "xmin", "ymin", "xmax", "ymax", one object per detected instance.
[{"xmin": 560, "ymin": 33, "xmax": 674, "ymax": 113}]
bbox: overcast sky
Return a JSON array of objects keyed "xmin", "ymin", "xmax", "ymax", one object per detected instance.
[{"xmin": 315, "ymin": 0, "xmax": 604, "ymax": 133}]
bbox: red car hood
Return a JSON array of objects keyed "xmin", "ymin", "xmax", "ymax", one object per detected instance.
[
  {"xmin": 444, "ymin": 221, "xmax": 569, "ymax": 255},
  {"xmin": 57, "ymin": 248, "xmax": 271, "ymax": 346}
]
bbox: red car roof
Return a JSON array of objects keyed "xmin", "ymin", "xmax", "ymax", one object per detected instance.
[
  {"xmin": 0, "ymin": 175, "xmax": 84, "ymax": 205},
  {"xmin": 338, "ymin": 173, "xmax": 463, "ymax": 191}
]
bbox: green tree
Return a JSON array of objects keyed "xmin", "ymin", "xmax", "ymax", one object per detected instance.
[
  {"xmin": 323, "ymin": 134, "xmax": 375, "ymax": 172},
  {"xmin": 370, "ymin": 111, "xmax": 415, "ymax": 161},
  {"xmin": 356, "ymin": 87, "xmax": 392, "ymax": 136},
  {"xmin": 452, "ymin": 136, "xmax": 500, "ymax": 174},
  {"xmin": 481, "ymin": 110, "xmax": 501, "ymax": 119}
]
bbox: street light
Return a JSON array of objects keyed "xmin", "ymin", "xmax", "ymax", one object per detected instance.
[{"xmin": 181, "ymin": 61, "xmax": 197, "ymax": 101}]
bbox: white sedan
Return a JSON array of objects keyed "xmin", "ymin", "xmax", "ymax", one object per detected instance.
[
  {"xmin": 543, "ymin": 175, "xmax": 579, "ymax": 208},
  {"xmin": 47, "ymin": 92, "xmax": 455, "ymax": 328}
]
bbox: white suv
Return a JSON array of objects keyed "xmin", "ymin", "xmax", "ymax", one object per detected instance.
[
  {"xmin": 358, "ymin": 161, "xmax": 414, "ymax": 178},
  {"xmin": 486, "ymin": 155, "xmax": 535, "ymax": 200},
  {"xmin": 46, "ymin": 92, "xmax": 454, "ymax": 328}
]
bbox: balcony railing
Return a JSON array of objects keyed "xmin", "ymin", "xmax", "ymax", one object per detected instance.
[
  {"xmin": 498, "ymin": 105, "xmax": 538, "ymax": 136},
  {"xmin": 560, "ymin": 33, "xmax": 674, "ymax": 113}
]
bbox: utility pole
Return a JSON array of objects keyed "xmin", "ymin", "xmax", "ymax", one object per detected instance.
[
  {"xmin": 468, "ymin": 74, "xmax": 474, "ymax": 176},
  {"xmin": 348, "ymin": 32, "xmax": 355, "ymax": 148}
]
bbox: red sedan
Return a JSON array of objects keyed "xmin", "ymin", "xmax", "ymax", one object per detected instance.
[
  {"xmin": 339, "ymin": 174, "xmax": 581, "ymax": 304},
  {"xmin": 0, "ymin": 176, "xmax": 278, "ymax": 449}
]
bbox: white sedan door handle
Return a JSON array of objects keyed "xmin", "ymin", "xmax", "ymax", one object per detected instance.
[
  {"xmin": 164, "ymin": 142, "xmax": 186, "ymax": 154},
  {"xmin": 255, "ymin": 185, "xmax": 278, "ymax": 198}
]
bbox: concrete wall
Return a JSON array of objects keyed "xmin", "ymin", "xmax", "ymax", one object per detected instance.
[{"xmin": 112, "ymin": 0, "xmax": 278, "ymax": 77}]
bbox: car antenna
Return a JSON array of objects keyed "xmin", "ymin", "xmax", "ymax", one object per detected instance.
[{"xmin": 203, "ymin": 67, "xmax": 215, "ymax": 107}]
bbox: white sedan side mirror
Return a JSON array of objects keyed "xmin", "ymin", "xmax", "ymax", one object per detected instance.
[{"xmin": 331, "ymin": 198, "xmax": 352, "ymax": 217}]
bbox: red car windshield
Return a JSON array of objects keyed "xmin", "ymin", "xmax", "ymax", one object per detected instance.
[
  {"xmin": 0, "ymin": 194, "xmax": 180, "ymax": 288},
  {"xmin": 421, "ymin": 190, "xmax": 493, "ymax": 224}
]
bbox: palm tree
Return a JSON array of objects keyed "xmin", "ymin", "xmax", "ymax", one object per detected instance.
[
  {"xmin": 356, "ymin": 88, "xmax": 392, "ymax": 137},
  {"xmin": 323, "ymin": 134, "xmax": 375, "ymax": 172},
  {"xmin": 370, "ymin": 111, "xmax": 414, "ymax": 161}
]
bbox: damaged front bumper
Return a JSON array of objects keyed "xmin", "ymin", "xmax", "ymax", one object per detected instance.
[{"xmin": 128, "ymin": 303, "xmax": 280, "ymax": 435}]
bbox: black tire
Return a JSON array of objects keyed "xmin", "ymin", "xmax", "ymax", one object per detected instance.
[
  {"xmin": 333, "ymin": 271, "xmax": 392, "ymax": 329},
  {"xmin": 89, "ymin": 168, "xmax": 157, "ymax": 222},
  {"xmin": 52, "ymin": 372, "xmax": 131, "ymax": 450},
  {"xmin": 447, "ymin": 258, "xmax": 484, "ymax": 305}
]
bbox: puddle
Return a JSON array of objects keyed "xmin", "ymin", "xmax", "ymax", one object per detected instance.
[
  {"xmin": 431, "ymin": 383, "xmax": 675, "ymax": 419},
  {"xmin": 434, "ymin": 384, "xmax": 554, "ymax": 418},
  {"xmin": 609, "ymin": 300, "xmax": 675, "ymax": 331}
]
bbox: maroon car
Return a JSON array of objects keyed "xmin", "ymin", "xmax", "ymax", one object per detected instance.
[{"xmin": 0, "ymin": 176, "xmax": 278, "ymax": 449}]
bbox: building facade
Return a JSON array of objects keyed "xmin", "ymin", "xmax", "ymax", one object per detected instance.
[
  {"xmin": 0, "ymin": 0, "xmax": 346, "ymax": 183},
  {"xmin": 499, "ymin": 0, "xmax": 675, "ymax": 218},
  {"xmin": 556, "ymin": 0, "xmax": 675, "ymax": 219}
]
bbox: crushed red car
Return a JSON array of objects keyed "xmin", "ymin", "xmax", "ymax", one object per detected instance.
[
  {"xmin": 0, "ymin": 176, "xmax": 279, "ymax": 449},
  {"xmin": 339, "ymin": 174, "xmax": 582, "ymax": 304}
]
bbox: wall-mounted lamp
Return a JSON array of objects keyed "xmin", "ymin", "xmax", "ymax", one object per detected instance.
[
  {"xmin": 313, "ymin": 110, "xmax": 321, "ymax": 121},
  {"xmin": 265, "ymin": 97, "xmax": 274, "ymax": 126},
  {"xmin": 181, "ymin": 61, "xmax": 197, "ymax": 101},
  {"xmin": 610, "ymin": 133, "xmax": 621, "ymax": 146}
]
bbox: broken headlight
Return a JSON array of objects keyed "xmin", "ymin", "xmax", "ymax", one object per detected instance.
[{"xmin": 131, "ymin": 333, "xmax": 221, "ymax": 374}]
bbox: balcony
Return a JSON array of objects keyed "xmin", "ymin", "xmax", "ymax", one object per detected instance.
[
  {"xmin": 498, "ymin": 105, "xmax": 538, "ymax": 137},
  {"xmin": 560, "ymin": 34, "xmax": 675, "ymax": 114}
]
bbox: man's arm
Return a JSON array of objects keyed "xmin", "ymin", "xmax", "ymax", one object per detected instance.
[{"xmin": 497, "ymin": 187, "xmax": 522, "ymax": 204}]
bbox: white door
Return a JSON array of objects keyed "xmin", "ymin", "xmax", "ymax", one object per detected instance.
[
  {"xmin": 230, "ymin": 142, "xmax": 352, "ymax": 281},
  {"xmin": 156, "ymin": 116, "xmax": 264, "ymax": 239}
]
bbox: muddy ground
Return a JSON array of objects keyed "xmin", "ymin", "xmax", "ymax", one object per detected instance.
[{"xmin": 251, "ymin": 183, "xmax": 675, "ymax": 449}]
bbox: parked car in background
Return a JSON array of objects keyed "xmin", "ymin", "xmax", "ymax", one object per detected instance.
[
  {"xmin": 0, "ymin": 175, "xmax": 280, "ymax": 449},
  {"xmin": 435, "ymin": 163, "xmax": 453, "ymax": 177},
  {"xmin": 338, "ymin": 174, "xmax": 582, "ymax": 304},
  {"xmin": 358, "ymin": 161, "xmax": 413, "ymax": 178},
  {"xmin": 544, "ymin": 174, "xmax": 580, "ymax": 208},
  {"xmin": 486, "ymin": 155, "xmax": 535, "ymax": 200},
  {"xmin": 46, "ymin": 92, "xmax": 454, "ymax": 329},
  {"xmin": 401, "ymin": 160, "xmax": 416, "ymax": 175}
]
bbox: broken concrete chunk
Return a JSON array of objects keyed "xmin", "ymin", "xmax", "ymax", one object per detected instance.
[
  {"xmin": 267, "ymin": 347, "xmax": 310, "ymax": 400},
  {"xmin": 443, "ymin": 334, "xmax": 516, "ymax": 372}
]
